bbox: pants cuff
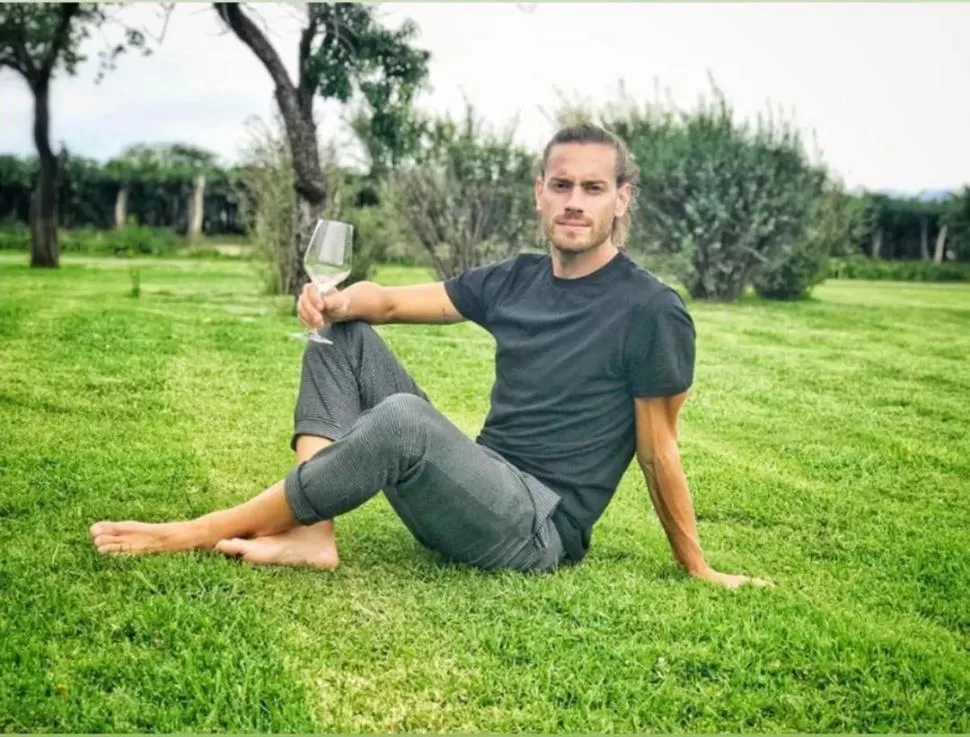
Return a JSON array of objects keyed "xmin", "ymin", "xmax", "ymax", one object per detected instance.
[
  {"xmin": 284, "ymin": 463, "xmax": 323, "ymax": 525},
  {"xmin": 290, "ymin": 418, "xmax": 344, "ymax": 451}
]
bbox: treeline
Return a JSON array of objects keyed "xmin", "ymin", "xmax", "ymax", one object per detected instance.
[
  {"xmin": 3, "ymin": 137, "xmax": 967, "ymax": 266},
  {"xmin": 0, "ymin": 145, "xmax": 244, "ymax": 236},
  {"xmin": 3, "ymin": 96, "xmax": 970, "ymax": 300}
]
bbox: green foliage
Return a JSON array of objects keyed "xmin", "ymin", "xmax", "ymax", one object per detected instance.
[
  {"xmin": 753, "ymin": 183, "xmax": 868, "ymax": 300},
  {"xmin": 108, "ymin": 223, "xmax": 181, "ymax": 256},
  {"xmin": 391, "ymin": 104, "xmax": 539, "ymax": 279},
  {"xmin": 0, "ymin": 225, "xmax": 30, "ymax": 250},
  {"xmin": 0, "ymin": 223, "xmax": 181, "ymax": 256},
  {"xmin": 0, "ymin": 150, "xmax": 245, "ymax": 235},
  {"xmin": 942, "ymin": 186, "xmax": 970, "ymax": 260},
  {"xmin": 0, "ymin": 4, "xmax": 108, "ymax": 83},
  {"xmin": 854, "ymin": 192, "xmax": 960, "ymax": 261},
  {"xmin": 828, "ymin": 255, "xmax": 970, "ymax": 282},
  {"xmin": 337, "ymin": 8, "xmax": 431, "ymax": 178},
  {"xmin": 590, "ymin": 83, "xmax": 823, "ymax": 301}
]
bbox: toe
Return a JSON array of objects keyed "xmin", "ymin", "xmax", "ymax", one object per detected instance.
[
  {"xmin": 96, "ymin": 541, "xmax": 128, "ymax": 555},
  {"xmin": 215, "ymin": 538, "xmax": 246, "ymax": 557}
]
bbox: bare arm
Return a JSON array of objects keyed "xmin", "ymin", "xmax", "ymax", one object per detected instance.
[
  {"xmin": 298, "ymin": 280, "xmax": 464, "ymax": 328},
  {"xmin": 634, "ymin": 393, "xmax": 772, "ymax": 589}
]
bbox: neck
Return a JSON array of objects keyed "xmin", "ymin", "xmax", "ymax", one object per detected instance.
[{"xmin": 550, "ymin": 238, "xmax": 619, "ymax": 280}]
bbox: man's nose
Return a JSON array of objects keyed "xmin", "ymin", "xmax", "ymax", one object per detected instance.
[{"xmin": 564, "ymin": 187, "xmax": 585, "ymax": 211}]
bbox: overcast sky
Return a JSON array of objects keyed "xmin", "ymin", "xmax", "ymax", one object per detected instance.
[{"xmin": 2, "ymin": 2, "xmax": 968, "ymax": 193}]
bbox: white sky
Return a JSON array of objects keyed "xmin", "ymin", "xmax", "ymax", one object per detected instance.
[{"xmin": 1, "ymin": 2, "xmax": 968, "ymax": 193}]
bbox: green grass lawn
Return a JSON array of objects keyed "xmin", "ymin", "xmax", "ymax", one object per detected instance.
[{"xmin": 1, "ymin": 253, "xmax": 968, "ymax": 732}]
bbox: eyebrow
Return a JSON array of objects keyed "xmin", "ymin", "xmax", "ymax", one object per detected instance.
[{"xmin": 549, "ymin": 176, "xmax": 608, "ymax": 186}]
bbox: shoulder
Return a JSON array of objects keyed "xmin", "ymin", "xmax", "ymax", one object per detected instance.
[
  {"xmin": 462, "ymin": 253, "xmax": 547, "ymax": 279},
  {"xmin": 483, "ymin": 252, "xmax": 549, "ymax": 291},
  {"xmin": 614, "ymin": 254, "xmax": 689, "ymax": 315}
]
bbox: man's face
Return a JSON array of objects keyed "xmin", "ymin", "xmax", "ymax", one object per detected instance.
[{"xmin": 535, "ymin": 142, "xmax": 632, "ymax": 255}]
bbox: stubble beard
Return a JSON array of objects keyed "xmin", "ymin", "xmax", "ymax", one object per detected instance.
[{"xmin": 545, "ymin": 220, "xmax": 613, "ymax": 266}]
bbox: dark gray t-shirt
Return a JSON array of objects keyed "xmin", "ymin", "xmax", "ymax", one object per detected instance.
[{"xmin": 444, "ymin": 251, "xmax": 695, "ymax": 562}]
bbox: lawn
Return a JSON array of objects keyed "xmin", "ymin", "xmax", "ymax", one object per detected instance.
[{"xmin": 1, "ymin": 253, "xmax": 968, "ymax": 732}]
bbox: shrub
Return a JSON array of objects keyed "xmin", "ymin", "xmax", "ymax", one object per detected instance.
[
  {"xmin": 753, "ymin": 183, "xmax": 867, "ymax": 300},
  {"xmin": 0, "ymin": 225, "xmax": 29, "ymax": 250},
  {"xmin": 827, "ymin": 256, "xmax": 970, "ymax": 282},
  {"xmin": 587, "ymin": 82, "xmax": 823, "ymax": 302},
  {"xmin": 391, "ymin": 104, "xmax": 538, "ymax": 279},
  {"xmin": 60, "ymin": 224, "xmax": 181, "ymax": 256}
]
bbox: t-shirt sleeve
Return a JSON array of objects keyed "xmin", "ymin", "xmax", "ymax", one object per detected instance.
[
  {"xmin": 442, "ymin": 259, "xmax": 512, "ymax": 328},
  {"xmin": 625, "ymin": 289, "xmax": 696, "ymax": 397}
]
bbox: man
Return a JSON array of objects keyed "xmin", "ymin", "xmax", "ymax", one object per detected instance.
[{"xmin": 90, "ymin": 123, "xmax": 770, "ymax": 589}]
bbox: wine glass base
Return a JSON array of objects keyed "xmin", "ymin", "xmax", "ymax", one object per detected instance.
[{"xmin": 289, "ymin": 331, "xmax": 333, "ymax": 345}]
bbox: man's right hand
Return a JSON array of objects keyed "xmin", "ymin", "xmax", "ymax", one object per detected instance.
[{"xmin": 297, "ymin": 281, "xmax": 351, "ymax": 331}]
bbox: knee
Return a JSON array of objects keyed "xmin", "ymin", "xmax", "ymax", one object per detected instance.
[
  {"xmin": 373, "ymin": 393, "xmax": 432, "ymax": 429},
  {"xmin": 365, "ymin": 393, "xmax": 433, "ymax": 453}
]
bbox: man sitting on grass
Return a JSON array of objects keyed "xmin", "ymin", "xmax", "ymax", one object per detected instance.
[{"xmin": 91, "ymin": 123, "xmax": 771, "ymax": 589}]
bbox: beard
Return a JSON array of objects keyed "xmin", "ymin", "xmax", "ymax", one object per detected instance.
[{"xmin": 544, "ymin": 217, "xmax": 613, "ymax": 255}]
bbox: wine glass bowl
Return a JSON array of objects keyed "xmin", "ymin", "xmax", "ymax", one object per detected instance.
[{"xmin": 293, "ymin": 219, "xmax": 354, "ymax": 344}]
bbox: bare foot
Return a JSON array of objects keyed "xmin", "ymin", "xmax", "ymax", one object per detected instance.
[
  {"xmin": 214, "ymin": 523, "xmax": 339, "ymax": 570},
  {"xmin": 90, "ymin": 520, "xmax": 201, "ymax": 556}
]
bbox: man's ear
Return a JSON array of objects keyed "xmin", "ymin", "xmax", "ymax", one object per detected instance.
[
  {"xmin": 615, "ymin": 182, "xmax": 632, "ymax": 218},
  {"xmin": 534, "ymin": 176, "xmax": 544, "ymax": 211}
]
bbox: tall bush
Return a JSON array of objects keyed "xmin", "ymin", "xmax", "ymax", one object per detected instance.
[
  {"xmin": 566, "ymin": 82, "xmax": 825, "ymax": 301},
  {"xmin": 391, "ymin": 105, "xmax": 538, "ymax": 279},
  {"xmin": 753, "ymin": 181, "xmax": 867, "ymax": 300}
]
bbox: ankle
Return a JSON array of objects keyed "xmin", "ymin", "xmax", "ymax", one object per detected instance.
[{"xmin": 181, "ymin": 517, "xmax": 222, "ymax": 549}]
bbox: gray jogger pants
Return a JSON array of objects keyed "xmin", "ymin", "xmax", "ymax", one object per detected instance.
[{"xmin": 283, "ymin": 320, "xmax": 565, "ymax": 573}]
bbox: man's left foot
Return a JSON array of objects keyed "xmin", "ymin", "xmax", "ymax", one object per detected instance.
[
  {"xmin": 90, "ymin": 520, "xmax": 198, "ymax": 555},
  {"xmin": 214, "ymin": 523, "xmax": 339, "ymax": 569}
]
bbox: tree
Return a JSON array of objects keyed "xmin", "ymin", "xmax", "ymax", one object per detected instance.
[
  {"xmin": 0, "ymin": 3, "xmax": 153, "ymax": 267},
  {"xmin": 213, "ymin": 2, "xmax": 430, "ymax": 297}
]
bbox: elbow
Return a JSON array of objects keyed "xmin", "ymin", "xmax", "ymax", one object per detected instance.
[{"xmin": 638, "ymin": 442, "xmax": 680, "ymax": 471}]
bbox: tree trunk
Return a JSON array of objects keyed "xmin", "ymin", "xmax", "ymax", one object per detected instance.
[
  {"xmin": 114, "ymin": 184, "xmax": 129, "ymax": 229},
  {"xmin": 934, "ymin": 225, "xmax": 948, "ymax": 264},
  {"xmin": 872, "ymin": 227, "xmax": 883, "ymax": 260},
  {"xmin": 29, "ymin": 80, "xmax": 59, "ymax": 268},
  {"xmin": 214, "ymin": 3, "xmax": 328, "ymax": 298},
  {"xmin": 920, "ymin": 216, "xmax": 929, "ymax": 260},
  {"xmin": 187, "ymin": 173, "xmax": 206, "ymax": 242}
]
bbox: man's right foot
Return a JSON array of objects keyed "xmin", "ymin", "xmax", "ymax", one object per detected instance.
[{"xmin": 214, "ymin": 522, "xmax": 339, "ymax": 570}]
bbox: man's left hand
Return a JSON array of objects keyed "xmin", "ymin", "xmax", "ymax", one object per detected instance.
[{"xmin": 691, "ymin": 566, "xmax": 774, "ymax": 589}]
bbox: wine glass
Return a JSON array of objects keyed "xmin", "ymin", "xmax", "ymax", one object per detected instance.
[{"xmin": 293, "ymin": 218, "xmax": 353, "ymax": 345}]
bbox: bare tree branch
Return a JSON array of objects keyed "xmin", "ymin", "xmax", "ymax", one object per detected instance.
[
  {"xmin": 37, "ymin": 3, "xmax": 79, "ymax": 86},
  {"xmin": 213, "ymin": 1, "xmax": 326, "ymax": 205},
  {"xmin": 0, "ymin": 50, "xmax": 31, "ymax": 80},
  {"xmin": 214, "ymin": 2, "xmax": 293, "ymax": 95}
]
